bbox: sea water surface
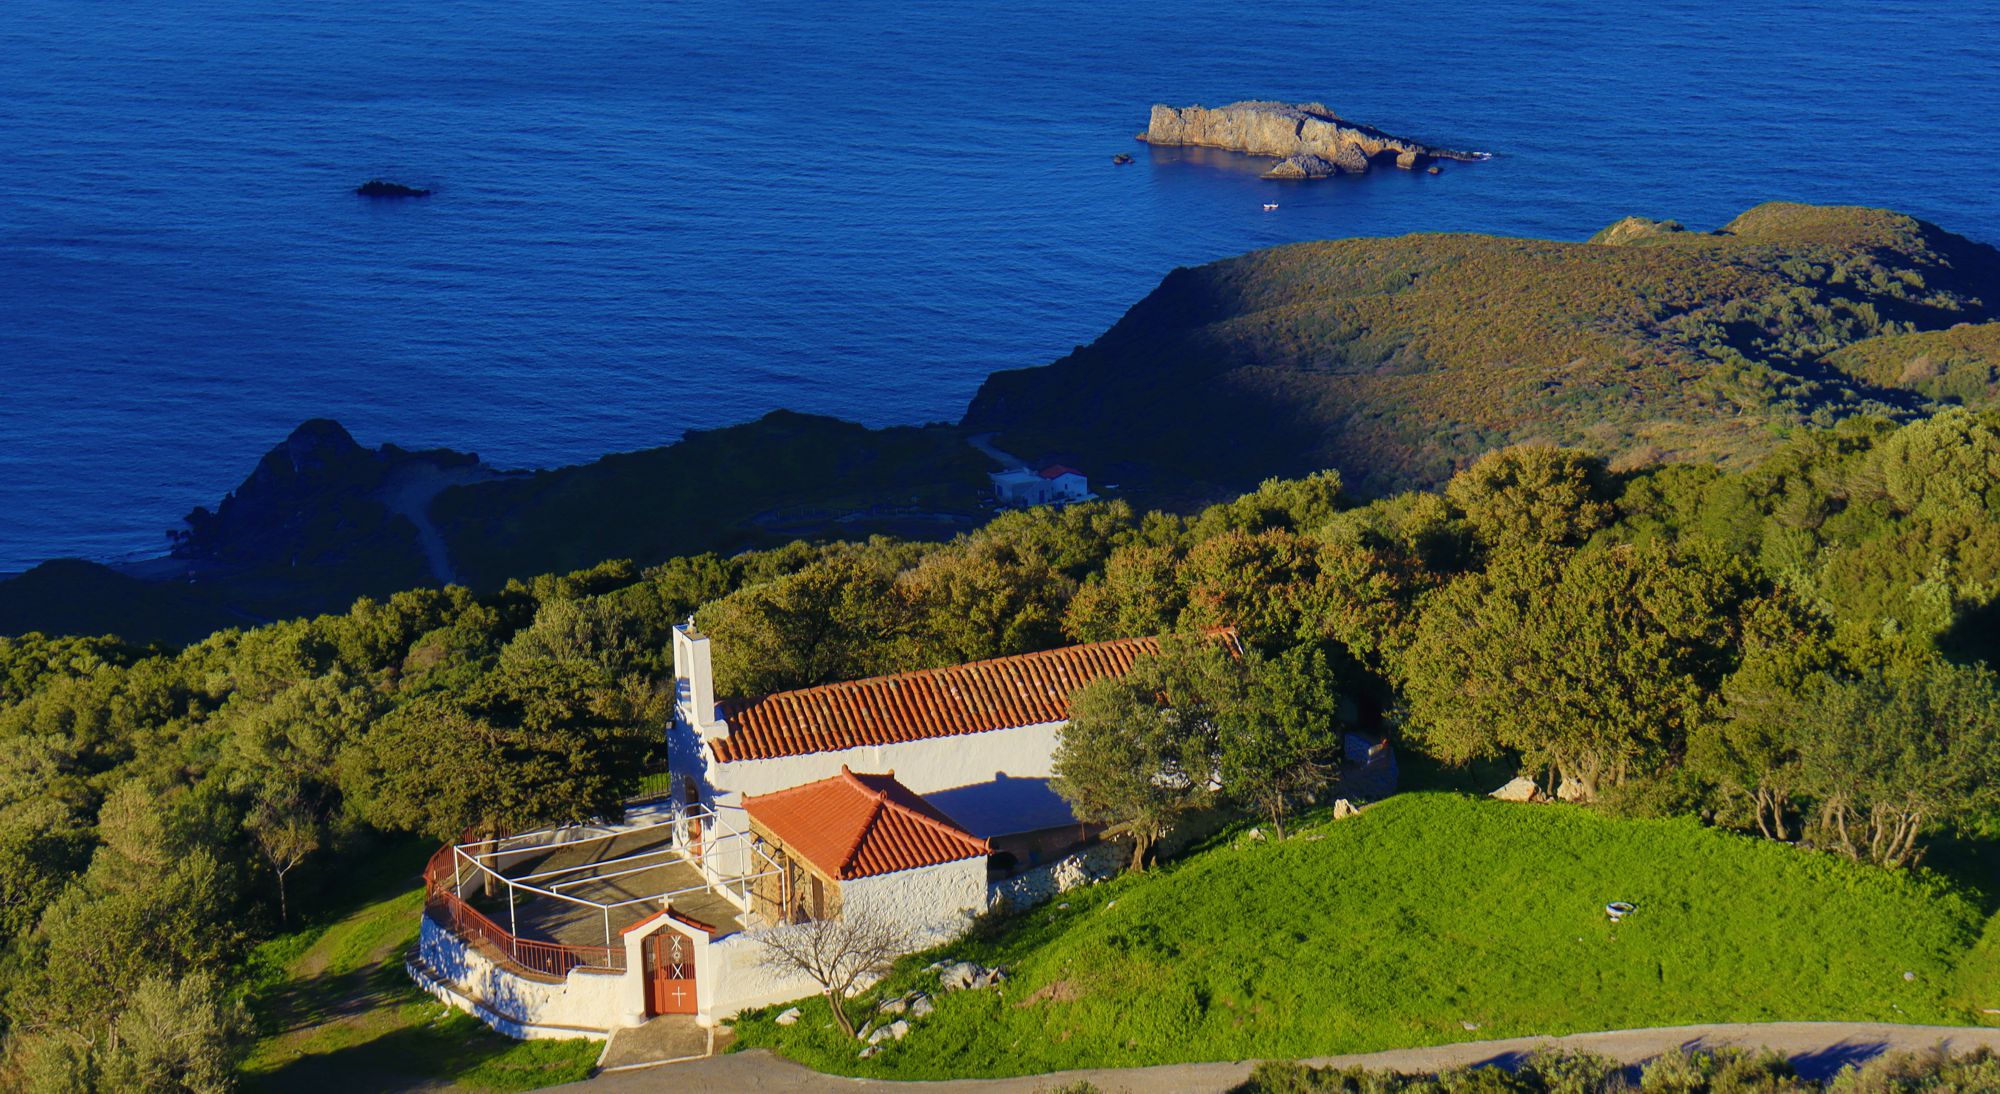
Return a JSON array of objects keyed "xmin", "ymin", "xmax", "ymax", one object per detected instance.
[{"xmin": 3, "ymin": 0, "xmax": 1998, "ymax": 572}]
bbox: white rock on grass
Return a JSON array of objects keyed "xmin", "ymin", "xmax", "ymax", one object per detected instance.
[
  {"xmin": 774, "ymin": 1006, "xmax": 801, "ymax": 1026},
  {"xmin": 909, "ymin": 993, "xmax": 935, "ymax": 1018},
  {"xmin": 867, "ymin": 1020, "xmax": 909, "ymax": 1045},
  {"xmin": 939, "ymin": 961, "xmax": 1006, "ymax": 992}
]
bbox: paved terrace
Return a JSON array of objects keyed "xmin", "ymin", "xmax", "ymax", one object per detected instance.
[{"xmin": 467, "ymin": 826, "xmax": 744, "ymax": 947}]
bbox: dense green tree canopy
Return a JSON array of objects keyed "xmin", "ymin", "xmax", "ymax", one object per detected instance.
[
  {"xmin": 1401, "ymin": 541, "xmax": 1761, "ymax": 798},
  {"xmin": 1, "ymin": 407, "xmax": 1999, "ymax": 1084},
  {"xmin": 343, "ymin": 661, "xmax": 660, "ymax": 842}
]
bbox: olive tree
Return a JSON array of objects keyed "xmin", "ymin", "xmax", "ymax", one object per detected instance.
[
  {"xmin": 244, "ymin": 784, "xmax": 322, "ymax": 924},
  {"xmin": 340, "ymin": 660, "xmax": 661, "ymax": 844},
  {"xmin": 1444, "ymin": 445, "xmax": 1615, "ymax": 551},
  {"xmin": 1218, "ymin": 645, "xmax": 1344, "ymax": 838},
  {"xmin": 1401, "ymin": 542, "xmax": 1755, "ymax": 799},
  {"xmin": 1051, "ymin": 638, "xmax": 1237, "ymax": 870},
  {"xmin": 1055, "ymin": 635, "xmax": 1344, "ymax": 861},
  {"xmin": 1792, "ymin": 658, "xmax": 2000, "ymax": 867}
]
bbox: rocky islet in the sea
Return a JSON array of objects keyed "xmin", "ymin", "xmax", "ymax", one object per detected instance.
[
  {"xmin": 1139, "ymin": 100, "xmax": 1486, "ymax": 178},
  {"xmin": 355, "ymin": 179, "xmax": 432, "ymax": 198}
]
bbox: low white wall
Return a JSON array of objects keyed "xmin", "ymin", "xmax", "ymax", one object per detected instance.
[
  {"xmin": 407, "ymin": 959, "xmax": 608, "ymax": 1042},
  {"xmin": 416, "ymin": 915, "xmax": 641, "ymax": 1034},
  {"xmin": 700, "ymin": 931, "xmax": 830, "ymax": 1019},
  {"xmin": 842, "ymin": 857, "xmax": 989, "ymax": 943},
  {"xmin": 619, "ymin": 798, "xmax": 681, "ymax": 827},
  {"xmin": 671, "ymin": 858, "xmax": 987, "ymax": 1022}
]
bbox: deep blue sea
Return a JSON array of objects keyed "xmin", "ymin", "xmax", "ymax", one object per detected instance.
[{"xmin": 3, "ymin": 0, "xmax": 1998, "ymax": 573}]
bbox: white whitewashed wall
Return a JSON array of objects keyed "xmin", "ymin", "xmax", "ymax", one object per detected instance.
[
  {"xmin": 414, "ymin": 916, "xmax": 641, "ymax": 1037},
  {"xmin": 696, "ymin": 720, "xmax": 1066, "ymax": 862},
  {"xmin": 841, "ymin": 857, "xmax": 989, "ymax": 942}
]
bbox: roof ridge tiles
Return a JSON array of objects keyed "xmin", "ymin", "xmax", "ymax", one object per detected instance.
[
  {"xmin": 711, "ymin": 632, "xmax": 1236, "ymax": 764},
  {"xmin": 746, "ymin": 768, "xmax": 988, "ymax": 881},
  {"xmin": 837, "ymin": 782, "xmax": 886, "ymax": 876},
  {"xmin": 749, "ymin": 634, "xmax": 1153, "ymax": 697}
]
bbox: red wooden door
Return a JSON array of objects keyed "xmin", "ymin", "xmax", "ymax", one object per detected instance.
[{"xmin": 645, "ymin": 931, "xmax": 697, "ymax": 1015}]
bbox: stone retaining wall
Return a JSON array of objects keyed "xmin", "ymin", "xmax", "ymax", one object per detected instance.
[{"xmin": 990, "ymin": 842, "xmax": 1124, "ymax": 910}]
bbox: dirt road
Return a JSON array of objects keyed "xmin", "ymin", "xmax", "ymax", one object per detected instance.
[{"xmin": 564, "ymin": 1022, "xmax": 2000, "ymax": 1093}]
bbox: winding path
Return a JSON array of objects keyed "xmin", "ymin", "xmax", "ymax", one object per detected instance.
[
  {"xmin": 965, "ymin": 431, "xmax": 1027, "ymax": 472},
  {"xmin": 565, "ymin": 1023, "xmax": 2000, "ymax": 1092},
  {"xmin": 377, "ymin": 461, "xmax": 503, "ymax": 587}
]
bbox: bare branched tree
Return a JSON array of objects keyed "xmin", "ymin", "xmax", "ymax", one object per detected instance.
[{"xmin": 753, "ymin": 901, "xmax": 913, "ymax": 1037}]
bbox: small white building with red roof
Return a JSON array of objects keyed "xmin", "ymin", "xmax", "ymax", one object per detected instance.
[
  {"xmin": 742, "ymin": 766, "xmax": 991, "ymax": 939},
  {"xmin": 989, "ymin": 463, "xmax": 1095, "ymax": 506}
]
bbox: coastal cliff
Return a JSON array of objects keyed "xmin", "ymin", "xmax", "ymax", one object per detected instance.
[
  {"xmin": 14, "ymin": 204, "xmax": 2000, "ymax": 645},
  {"xmin": 172, "ymin": 419, "xmax": 480, "ymax": 578},
  {"xmin": 964, "ymin": 203, "xmax": 2000, "ymax": 502},
  {"xmin": 0, "ymin": 414, "xmax": 995, "ymax": 642},
  {"xmin": 1140, "ymin": 101, "xmax": 1486, "ymax": 177}
]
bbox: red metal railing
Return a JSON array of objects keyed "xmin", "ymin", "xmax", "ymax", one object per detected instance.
[
  {"xmin": 424, "ymin": 842, "xmax": 458, "ymax": 892},
  {"xmin": 422, "ymin": 824, "xmax": 493, "ymax": 896},
  {"xmin": 422, "ymin": 837, "xmax": 626, "ymax": 978}
]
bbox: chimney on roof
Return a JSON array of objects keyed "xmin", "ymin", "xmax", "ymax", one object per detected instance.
[{"xmin": 673, "ymin": 621, "xmax": 727, "ymax": 743}]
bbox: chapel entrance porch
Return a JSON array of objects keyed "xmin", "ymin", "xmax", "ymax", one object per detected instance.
[
  {"xmin": 479, "ymin": 823, "xmax": 745, "ymax": 945},
  {"xmin": 424, "ymin": 802, "xmax": 782, "ymax": 981}
]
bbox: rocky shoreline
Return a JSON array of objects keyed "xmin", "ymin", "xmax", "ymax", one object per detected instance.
[{"xmin": 1139, "ymin": 101, "xmax": 1487, "ymax": 178}]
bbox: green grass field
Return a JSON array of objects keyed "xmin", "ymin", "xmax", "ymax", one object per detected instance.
[
  {"xmin": 735, "ymin": 794, "xmax": 1999, "ymax": 1079},
  {"xmin": 238, "ymin": 849, "xmax": 600, "ymax": 1093}
]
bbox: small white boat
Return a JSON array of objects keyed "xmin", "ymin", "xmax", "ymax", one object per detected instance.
[{"xmin": 1262, "ymin": 202, "xmax": 1279, "ymax": 211}]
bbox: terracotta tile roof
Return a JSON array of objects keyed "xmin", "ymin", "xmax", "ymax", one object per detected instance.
[
  {"xmin": 619, "ymin": 907, "xmax": 717, "ymax": 937},
  {"xmin": 745, "ymin": 767, "xmax": 990, "ymax": 880},
  {"xmin": 1039, "ymin": 464, "xmax": 1085, "ymax": 479},
  {"xmin": 711, "ymin": 634, "xmax": 1173, "ymax": 763}
]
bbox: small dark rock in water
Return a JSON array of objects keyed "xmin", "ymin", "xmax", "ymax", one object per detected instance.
[
  {"xmin": 1111, "ymin": 153, "xmax": 1134, "ymax": 165},
  {"xmin": 356, "ymin": 179, "xmax": 432, "ymax": 198}
]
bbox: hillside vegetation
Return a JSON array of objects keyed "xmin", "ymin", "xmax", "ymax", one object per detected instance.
[
  {"xmin": 733, "ymin": 794, "xmax": 1994, "ymax": 1078},
  {"xmin": 0, "ymin": 412, "xmax": 994, "ymax": 643},
  {"xmin": 965, "ymin": 203, "xmax": 2000, "ymax": 504},
  {"xmin": 238, "ymin": 849, "xmax": 595, "ymax": 1092},
  {"xmin": 431, "ymin": 411, "xmax": 995, "ymax": 588},
  {"xmin": 1, "ymin": 383, "xmax": 1998, "ymax": 1085},
  {"xmin": 1241, "ymin": 1047, "xmax": 2000, "ymax": 1092},
  {"xmin": 11, "ymin": 202, "xmax": 1996, "ymax": 641},
  {"xmin": 1824, "ymin": 321, "xmax": 2000, "ymax": 406}
]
